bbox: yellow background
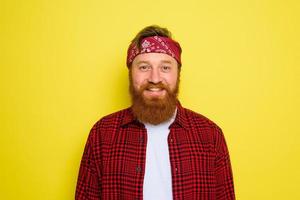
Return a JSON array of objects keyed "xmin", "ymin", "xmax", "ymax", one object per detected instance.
[{"xmin": 1, "ymin": 0, "xmax": 299, "ymax": 199}]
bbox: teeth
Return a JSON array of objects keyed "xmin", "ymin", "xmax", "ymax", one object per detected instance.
[{"xmin": 149, "ymin": 88, "xmax": 161, "ymax": 92}]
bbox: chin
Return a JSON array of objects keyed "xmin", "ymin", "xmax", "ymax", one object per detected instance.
[
  {"xmin": 143, "ymin": 91, "xmax": 166, "ymax": 99},
  {"xmin": 143, "ymin": 94, "xmax": 166, "ymax": 101}
]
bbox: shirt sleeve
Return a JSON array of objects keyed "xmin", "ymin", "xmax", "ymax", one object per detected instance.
[
  {"xmin": 75, "ymin": 127, "xmax": 101, "ymax": 200},
  {"xmin": 214, "ymin": 127, "xmax": 235, "ymax": 200}
]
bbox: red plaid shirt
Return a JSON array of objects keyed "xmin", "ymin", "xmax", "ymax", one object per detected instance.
[{"xmin": 75, "ymin": 103, "xmax": 235, "ymax": 200}]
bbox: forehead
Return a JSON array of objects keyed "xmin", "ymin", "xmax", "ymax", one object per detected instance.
[{"xmin": 132, "ymin": 53, "xmax": 178, "ymax": 65}]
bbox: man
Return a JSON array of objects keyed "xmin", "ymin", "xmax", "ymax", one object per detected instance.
[{"xmin": 75, "ymin": 25, "xmax": 235, "ymax": 200}]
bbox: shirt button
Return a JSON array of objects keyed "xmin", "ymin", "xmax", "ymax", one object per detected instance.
[
  {"xmin": 170, "ymin": 138, "xmax": 174, "ymax": 143},
  {"xmin": 136, "ymin": 166, "xmax": 142, "ymax": 173},
  {"xmin": 139, "ymin": 136, "xmax": 144, "ymax": 143}
]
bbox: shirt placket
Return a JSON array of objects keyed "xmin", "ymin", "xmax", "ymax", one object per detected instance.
[
  {"xmin": 134, "ymin": 125, "xmax": 147, "ymax": 200},
  {"xmin": 168, "ymin": 127, "xmax": 183, "ymax": 200}
]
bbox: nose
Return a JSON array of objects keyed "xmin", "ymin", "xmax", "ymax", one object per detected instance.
[{"xmin": 148, "ymin": 68, "xmax": 162, "ymax": 84}]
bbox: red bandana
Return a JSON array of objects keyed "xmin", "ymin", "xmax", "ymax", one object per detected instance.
[{"xmin": 126, "ymin": 36, "xmax": 182, "ymax": 67}]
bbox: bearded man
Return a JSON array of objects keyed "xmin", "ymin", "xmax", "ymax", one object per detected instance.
[{"xmin": 75, "ymin": 25, "xmax": 235, "ymax": 200}]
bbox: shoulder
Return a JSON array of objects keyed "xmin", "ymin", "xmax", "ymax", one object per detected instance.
[
  {"xmin": 181, "ymin": 106, "xmax": 221, "ymax": 130},
  {"xmin": 87, "ymin": 107, "xmax": 131, "ymax": 141},
  {"xmin": 91, "ymin": 107, "xmax": 131, "ymax": 130},
  {"xmin": 180, "ymin": 106, "xmax": 226, "ymax": 145}
]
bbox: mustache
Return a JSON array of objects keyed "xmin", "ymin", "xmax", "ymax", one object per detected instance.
[{"xmin": 140, "ymin": 82, "xmax": 169, "ymax": 91}]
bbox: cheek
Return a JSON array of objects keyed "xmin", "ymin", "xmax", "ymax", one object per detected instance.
[
  {"xmin": 131, "ymin": 75, "xmax": 146, "ymax": 90},
  {"xmin": 164, "ymin": 74, "xmax": 178, "ymax": 88},
  {"xmin": 132, "ymin": 80, "xmax": 141, "ymax": 90}
]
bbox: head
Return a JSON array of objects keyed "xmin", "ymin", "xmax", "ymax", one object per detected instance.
[{"xmin": 127, "ymin": 25, "xmax": 182, "ymax": 125}]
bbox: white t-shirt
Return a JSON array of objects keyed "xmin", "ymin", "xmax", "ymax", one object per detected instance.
[{"xmin": 143, "ymin": 110, "xmax": 177, "ymax": 200}]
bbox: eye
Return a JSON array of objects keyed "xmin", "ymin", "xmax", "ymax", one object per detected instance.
[
  {"xmin": 139, "ymin": 65, "xmax": 150, "ymax": 71},
  {"xmin": 161, "ymin": 65, "xmax": 171, "ymax": 72}
]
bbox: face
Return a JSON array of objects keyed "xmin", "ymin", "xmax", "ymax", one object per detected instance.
[
  {"xmin": 131, "ymin": 53, "xmax": 179, "ymax": 100},
  {"xmin": 129, "ymin": 52, "xmax": 180, "ymax": 125}
]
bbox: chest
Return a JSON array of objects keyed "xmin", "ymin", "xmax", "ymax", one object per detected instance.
[{"xmin": 100, "ymin": 126, "xmax": 216, "ymax": 176}]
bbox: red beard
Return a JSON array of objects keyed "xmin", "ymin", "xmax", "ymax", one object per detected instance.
[{"xmin": 129, "ymin": 74, "xmax": 179, "ymax": 125}]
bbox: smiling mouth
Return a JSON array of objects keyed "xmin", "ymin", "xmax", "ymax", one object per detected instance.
[
  {"xmin": 147, "ymin": 87, "xmax": 164, "ymax": 92},
  {"xmin": 143, "ymin": 87, "xmax": 166, "ymax": 98}
]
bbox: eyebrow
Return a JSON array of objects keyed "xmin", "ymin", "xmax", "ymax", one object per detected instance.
[
  {"xmin": 136, "ymin": 60, "xmax": 173, "ymax": 65},
  {"xmin": 160, "ymin": 60, "xmax": 172, "ymax": 64},
  {"xmin": 136, "ymin": 61, "xmax": 150, "ymax": 65}
]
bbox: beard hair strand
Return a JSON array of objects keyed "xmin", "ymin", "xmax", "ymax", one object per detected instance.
[{"xmin": 129, "ymin": 73, "xmax": 180, "ymax": 125}]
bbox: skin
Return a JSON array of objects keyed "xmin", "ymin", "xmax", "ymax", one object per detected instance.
[{"xmin": 131, "ymin": 53, "xmax": 179, "ymax": 100}]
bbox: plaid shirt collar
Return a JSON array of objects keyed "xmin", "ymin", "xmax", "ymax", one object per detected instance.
[{"xmin": 120, "ymin": 101, "xmax": 189, "ymax": 130}]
